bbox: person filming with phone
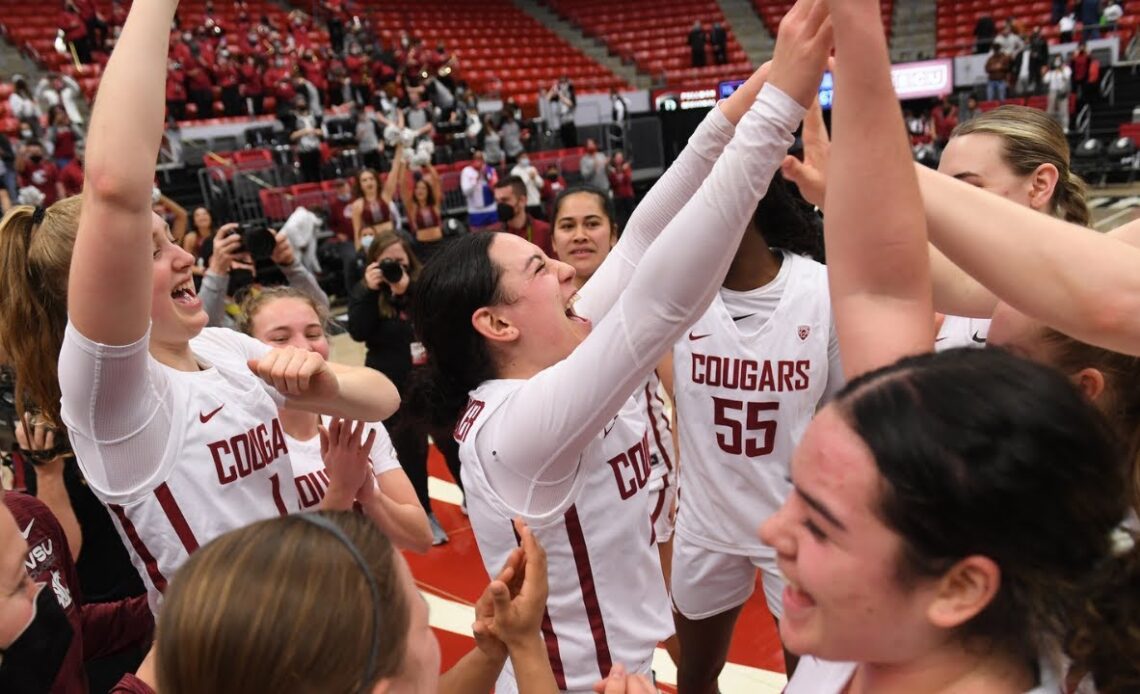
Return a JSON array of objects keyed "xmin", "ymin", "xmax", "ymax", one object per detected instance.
[{"xmin": 199, "ymin": 221, "xmax": 330, "ymax": 328}]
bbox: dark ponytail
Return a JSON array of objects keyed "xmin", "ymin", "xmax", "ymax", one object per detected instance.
[
  {"xmin": 752, "ymin": 172, "xmax": 825, "ymax": 262},
  {"xmin": 406, "ymin": 232, "xmax": 506, "ymax": 430},
  {"xmin": 1066, "ymin": 536, "xmax": 1140, "ymax": 694}
]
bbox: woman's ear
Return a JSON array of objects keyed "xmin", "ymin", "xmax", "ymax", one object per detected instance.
[
  {"xmin": 1027, "ymin": 163, "xmax": 1060, "ymax": 213},
  {"xmin": 471, "ymin": 307, "xmax": 518, "ymax": 344},
  {"xmin": 926, "ymin": 555, "xmax": 1001, "ymax": 630},
  {"xmin": 1072, "ymin": 367, "xmax": 1106, "ymax": 402}
]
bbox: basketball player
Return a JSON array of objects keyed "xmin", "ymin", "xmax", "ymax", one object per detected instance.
[
  {"xmin": 670, "ymin": 173, "xmax": 842, "ymax": 692},
  {"xmin": 550, "ymin": 186, "xmax": 681, "ymax": 664},
  {"xmin": 239, "ymin": 286, "xmax": 433, "ymax": 552},
  {"xmin": 29, "ymin": 0, "xmax": 399, "ymax": 612},
  {"xmin": 410, "ymin": 3, "xmax": 834, "ymax": 689}
]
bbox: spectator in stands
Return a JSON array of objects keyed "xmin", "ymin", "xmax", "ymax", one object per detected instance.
[
  {"xmin": 17, "ymin": 141, "xmax": 63, "ymax": 206},
  {"xmin": 8, "ymin": 78, "xmax": 42, "ymax": 140},
  {"xmin": 499, "ymin": 111, "xmax": 525, "ymax": 166},
  {"xmin": 346, "ymin": 43, "xmax": 371, "ymax": 106},
  {"xmin": 510, "ymin": 153, "xmax": 544, "ymax": 220},
  {"xmin": 579, "ymin": 138, "xmax": 610, "ymax": 193},
  {"xmin": 214, "ymin": 53, "xmax": 242, "ymax": 118},
  {"xmin": 1059, "ymin": 11, "xmax": 1078, "ymax": 42},
  {"xmin": 461, "ymin": 150, "xmax": 499, "ymax": 231},
  {"xmin": 931, "ymin": 95, "xmax": 959, "ymax": 149},
  {"xmin": 34, "ymin": 74, "xmax": 84, "ymax": 128},
  {"xmin": 239, "ymin": 55, "xmax": 265, "ymax": 116},
  {"xmin": 1080, "ymin": 0, "xmax": 1101, "ymax": 38},
  {"xmin": 0, "ymin": 134, "xmax": 16, "ymax": 206},
  {"xmin": 1069, "ymin": 40, "xmax": 1092, "ymax": 107},
  {"xmin": 61, "ymin": 1, "xmax": 92, "ymax": 65},
  {"xmin": 545, "ymin": 77, "xmax": 577, "ymax": 148},
  {"xmin": 183, "ymin": 206, "xmax": 216, "ymax": 260},
  {"xmin": 354, "ymin": 108, "xmax": 383, "ymax": 171},
  {"xmin": 59, "ymin": 144, "xmax": 83, "ymax": 198},
  {"xmin": 481, "ymin": 116, "xmax": 505, "ymax": 169},
  {"xmin": 1045, "ymin": 55, "xmax": 1073, "ymax": 132},
  {"xmin": 1053, "ymin": 0, "xmax": 1070, "ymax": 23},
  {"xmin": 288, "ymin": 95, "xmax": 325, "ymax": 183},
  {"xmin": 1027, "ymin": 27, "xmax": 1051, "ymax": 94},
  {"xmin": 404, "ymin": 92, "xmax": 435, "ymax": 143},
  {"xmin": 688, "ymin": 20, "xmax": 707, "ymax": 67},
  {"xmin": 184, "ymin": 50, "xmax": 214, "ymax": 120},
  {"xmin": 975, "ymin": 14, "xmax": 997, "ymax": 53},
  {"xmin": 73, "ymin": 0, "xmax": 108, "ymax": 53},
  {"xmin": 323, "ymin": 0, "xmax": 346, "ymax": 54},
  {"xmin": 493, "ymin": 175, "xmax": 553, "ymax": 256},
  {"xmin": 994, "ymin": 19, "xmax": 1026, "ymax": 56},
  {"xmin": 540, "ymin": 162, "xmax": 567, "ymax": 219},
  {"xmin": 608, "ymin": 151, "xmax": 635, "ymax": 228},
  {"xmin": 47, "ymin": 107, "xmax": 80, "ymax": 169},
  {"xmin": 710, "ymin": 22, "xmax": 728, "ymax": 66},
  {"xmin": 985, "ymin": 44, "xmax": 1013, "ymax": 100},
  {"xmin": 1102, "ymin": 1, "xmax": 1124, "ymax": 30}
]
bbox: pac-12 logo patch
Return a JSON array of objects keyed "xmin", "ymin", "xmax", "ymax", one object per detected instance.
[{"xmin": 797, "ymin": 325, "xmax": 811, "ymax": 341}]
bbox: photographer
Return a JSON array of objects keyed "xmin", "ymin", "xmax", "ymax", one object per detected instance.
[
  {"xmin": 199, "ymin": 223, "xmax": 330, "ymax": 328},
  {"xmin": 347, "ymin": 231, "xmax": 462, "ymax": 545}
]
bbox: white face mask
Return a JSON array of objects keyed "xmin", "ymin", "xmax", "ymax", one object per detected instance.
[
  {"xmin": 361, "ymin": 234, "xmax": 375, "ymax": 251},
  {"xmin": 519, "ymin": 158, "xmax": 529, "ymax": 167}
]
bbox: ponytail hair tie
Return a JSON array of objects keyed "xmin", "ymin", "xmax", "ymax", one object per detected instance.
[{"xmin": 30, "ymin": 205, "xmax": 45, "ymax": 227}]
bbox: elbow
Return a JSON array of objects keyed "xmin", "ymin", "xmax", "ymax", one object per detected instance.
[
  {"xmin": 1080, "ymin": 293, "xmax": 1140, "ymax": 349},
  {"xmin": 82, "ymin": 165, "xmax": 148, "ymax": 211},
  {"xmin": 407, "ymin": 525, "xmax": 433, "ymax": 554}
]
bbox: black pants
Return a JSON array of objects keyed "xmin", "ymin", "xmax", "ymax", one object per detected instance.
[
  {"xmin": 387, "ymin": 408, "xmax": 465, "ymax": 514},
  {"xmin": 691, "ymin": 46, "xmax": 706, "ymax": 67},
  {"xmin": 69, "ymin": 37, "xmax": 92, "ymax": 65},
  {"xmin": 245, "ymin": 93, "xmax": 264, "ymax": 116},
  {"xmin": 713, "ymin": 45, "xmax": 727, "ymax": 65},
  {"xmin": 190, "ymin": 88, "xmax": 213, "ymax": 119},
  {"xmin": 221, "ymin": 86, "xmax": 242, "ymax": 117},
  {"xmin": 559, "ymin": 121, "xmax": 578, "ymax": 148},
  {"xmin": 352, "ymin": 83, "xmax": 371, "ymax": 107},
  {"xmin": 168, "ymin": 99, "xmax": 186, "ymax": 122},
  {"xmin": 298, "ymin": 147, "xmax": 322, "ymax": 182},
  {"xmin": 329, "ymin": 18, "xmax": 345, "ymax": 54},
  {"xmin": 615, "ymin": 195, "xmax": 635, "ymax": 229}
]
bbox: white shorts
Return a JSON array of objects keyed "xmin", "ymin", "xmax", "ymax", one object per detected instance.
[
  {"xmin": 649, "ymin": 483, "xmax": 676, "ymax": 545},
  {"xmin": 670, "ymin": 533, "xmax": 785, "ymax": 621}
]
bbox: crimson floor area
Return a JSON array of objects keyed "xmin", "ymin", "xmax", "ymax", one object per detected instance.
[{"xmin": 409, "ymin": 446, "xmax": 788, "ymax": 692}]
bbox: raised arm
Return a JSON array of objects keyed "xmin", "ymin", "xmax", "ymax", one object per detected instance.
[
  {"xmin": 382, "ymin": 147, "xmax": 403, "ymax": 202},
  {"xmin": 159, "ymin": 193, "xmax": 188, "ymax": 243},
  {"xmin": 918, "ymin": 164, "xmax": 1140, "ymax": 355},
  {"xmin": 69, "ymin": 0, "xmax": 177, "ymax": 345},
  {"xmin": 482, "ymin": 0, "xmax": 830, "ymax": 510},
  {"xmin": 824, "ymin": 0, "xmax": 933, "ymax": 379},
  {"xmin": 573, "ymin": 63, "xmax": 771, "ymax": 321}
]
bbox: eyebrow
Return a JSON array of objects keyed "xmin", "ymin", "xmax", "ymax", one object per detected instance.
[
  {"xmin": 795, "ymin": 485, "xmax": 848, "ymax": 532},
  {"xmin": 951, "ymin": 172, "xmax": 981, "ymax": 181},
  {"xmin": 523, "ymin": 254, "xmax": 543, "ymax": 272}
]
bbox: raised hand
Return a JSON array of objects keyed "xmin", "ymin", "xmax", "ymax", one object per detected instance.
[
  {"xmin": 781, "ymin": 97, "xmax": 829, "ymax": 207},
  {"xmin": 768, "ymin": 0, "xmax": 834, "ymax": 108},
  {"xmin": 319, "ymin": 418, "xmax": 377, "ymax": 509}
]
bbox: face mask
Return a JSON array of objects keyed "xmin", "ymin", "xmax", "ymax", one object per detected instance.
[
  {"xmin": 518, "ymin": 158, "xmax": 529, "ymax": 167},
  {"xmin": 496, "ymin": 202, "xmax": 517, "ymax": 223},
  {"xmin": 0, "ymin": 583, "xmax": 75, "ymax": 693},
  {"xmin": 546, "ymin": 172, "xmax": 559, "ymax": 181},
  {"xmin": 28, "ymin": 155, "xmax": 42, "ymax": 164},
  {"xmin": 361, "ymin": 234, "xmax": 374, "ymax": 251}
]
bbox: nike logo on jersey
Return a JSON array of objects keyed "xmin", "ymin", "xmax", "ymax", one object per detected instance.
[
  {"xmin": 199, "ymin": 405, "xmax": 225, "ymax": 423},
  {"xmin": 20, "ymin": 520, "xmax": 34, "ymax": 540},
  {"xmin": 603, "ymin": 416, "xmax": 618, "ymax": 437},
  {"xmin": 971, "ymin": 331, "xmax": 987, "ymax": 344},
  {"xmin": 688, "ymin": 331, "xmax": 712, "ymax": 341}
]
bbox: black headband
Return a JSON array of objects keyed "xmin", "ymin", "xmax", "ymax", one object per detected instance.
[{"xmin": 296, "ymin": 513, "xmax": 382, "ymax": 689}]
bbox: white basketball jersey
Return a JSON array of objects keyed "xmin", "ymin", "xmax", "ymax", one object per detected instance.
[
  {"xmin": 100, "ymin": 329, "xmax": 298, "ymax": 612},
  {"xmin": 288, "ymin": 417, "xmax": 401, "ymax": 510},
  {"xmin": 641, "ymin": 371, "xmax": 675, "ymax": 496},
  {"xmin": 457, "ymin": 380, "xmax": 673, "ymax": 692},
  {"xmin": 936, "ymin": 315, "xmax": 990, "ymax": 351},
  {"xmin": 673, "ymin": 253, "xmax": 832, "ymax": 556}
]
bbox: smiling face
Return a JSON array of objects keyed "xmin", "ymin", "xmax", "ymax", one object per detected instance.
[
  {"xmin": 248, "ymin": 296, "xmax": 329, "ymax": 360},
  {"xmin": 481, "ymin": 233, "xmax": 590, "ymax": 373},
  {"xmin": 191, "ymin": 207, "xmax": 213, "ymax": 234},
  {"xmin": 150, "ymin": 213, "xmax": 207, "ymax": 349},
  {"xmin": 759, "ymin": 406, "xmax": 945, "ymax": 663},
  {"xmin": 413, "ymin": 179, "xmax": 430, "ymax": 206},
  {"xmin": 551, "ymin": 192, "xmax": 616, "ymax": 287},
  {"xmin": 359, "ymin": 170, "xmax": 379, "ymax": 197}
]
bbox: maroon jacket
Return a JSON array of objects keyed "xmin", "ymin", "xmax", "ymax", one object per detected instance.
[{"xmin": 4, "ymin": 493, "xmax": 153, "ymax": 694}]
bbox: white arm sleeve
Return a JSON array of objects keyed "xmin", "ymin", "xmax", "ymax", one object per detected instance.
[
  {"xmin": 478, "ymin": 85, "xmax": 805, "ymax": 513},
  {"xmin": 822, "ymin": 314, "xmax": 846, "ymax": 406},
  {"xmin": 58, "ymin": 323, "xmax": 175, "ymax": 496},
  {"xmin": 575, "ymin": 105, "xmax": 735, "ymax": 322}
]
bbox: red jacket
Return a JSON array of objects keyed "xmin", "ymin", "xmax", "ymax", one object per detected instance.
[
  {"xmin": 60, "ymin": 158, "xmax": 84, "ymax": 197},
  {"xmin": 608, "ymin": 164, "xmax": 634, "ymax": 199},
  {"xmin": 5, "ymin": 493, "xmax": 153, "ymax": 694},
  {"xmin": 19, "ymin": 159, "xmax": 61, "ymax": 205},
  {"xmin": 503, "ymin": 214, "xmax": 553, "ymax": 257},
  {"xmin": 61, "ymin": 11, "xmax": 87, "ymax": 42}
]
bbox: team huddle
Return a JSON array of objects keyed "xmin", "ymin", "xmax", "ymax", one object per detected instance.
[{"xmin": 2, "ymin": 0, "xmax": 1140, "ymax": 693}]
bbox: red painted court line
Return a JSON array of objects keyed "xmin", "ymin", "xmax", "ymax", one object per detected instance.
[{"xmin": 417, "ymin": 447, "xmax": 787, "ymax": 677}]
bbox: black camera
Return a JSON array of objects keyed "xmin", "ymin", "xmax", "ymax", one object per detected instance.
[
  {"xmin": 237, "ymin": 224, "xmax": 278, "ymax": 261},
  {"xmin": 0, "ymin": 366, "xmax": 72, "ymax": 463},
  {"xmin": 379, "ymin": 257, "xmax": 405, "ymax": 283}
]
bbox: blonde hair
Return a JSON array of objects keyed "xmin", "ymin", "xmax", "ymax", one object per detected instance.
[
  {"xmin": 156, "ymin": 512, "xmax": 410, "ymax": 694},
  {"xmin": 235, "ymin": 285, "xmax": 329, "ymax": 337},
  {"xmin": 0, "ymin": 197, "xmax": 83, "ymax": 426},
  {"xmin": 953, "ymin": 106, "xmax": 1090, "ymax": 226}
]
